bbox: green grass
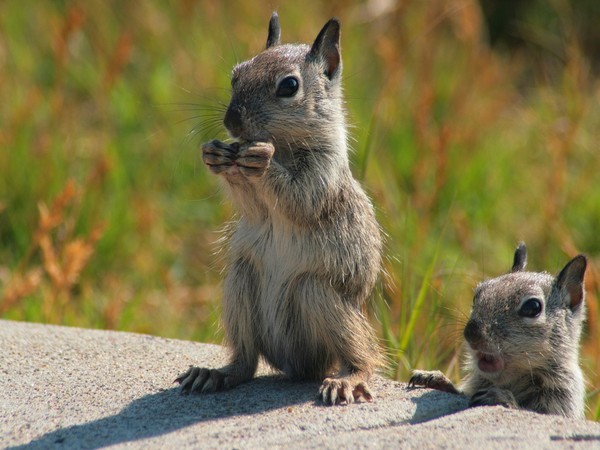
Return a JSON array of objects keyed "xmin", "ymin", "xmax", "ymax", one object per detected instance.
[{"xmin": 0, "ymin": 1, "xmax": 598, "ymax": 419}]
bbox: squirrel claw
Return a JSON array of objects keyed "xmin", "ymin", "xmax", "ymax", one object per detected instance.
[
  {"xmin": 320, "ymin": 378, "xmax": 353, "ymax": 405},
  {"xmin": 175, "ymin": 366, "xmax": 229, "ymax": 394},
  {"xmin": 319, "ymin": 377, "xmax": 372, "ymax": 406},
  {"xmin": 236, "ymin": 141, "xmax": 275, "ymax": 177},
  {"xmin": 469, "ymin": 387, "xmax": 518, "ymax": 409},
  {"xmin": 201, "ymin": 140, "xmax": 239, "ymax": 175},
  {"xmin": 408, "ymin": 370, "xmax": 460, "ymax": 395}
]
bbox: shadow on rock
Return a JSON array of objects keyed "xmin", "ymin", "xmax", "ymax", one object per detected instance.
[
  {"xmin": 9, "ymin": 376, "xmax": 320, "ymax": 450},
  {"xmin": 407, "ymin": 389, "xmax": 468, "ymax": 424}
]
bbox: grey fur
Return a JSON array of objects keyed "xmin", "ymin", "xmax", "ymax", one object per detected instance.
[
  {"xmin": 511, "ymin": 241, "xmax": 527, "ymax": 272},
  {"xmin": 177, "ymin": 15, "xmax": 383, "ymax": 405},
  {"xmin": 266, "ymin": 12, "xmax": 281, "ymax": 49},
  {"xmin": 409, "ymin": 243, "xmax": 587, "ymax": 419}
]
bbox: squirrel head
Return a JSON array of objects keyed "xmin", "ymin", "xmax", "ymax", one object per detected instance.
[
  {"xmin": 223, "ymin": 13, "xmax": 346, "ymax": 156},
  {"xmin": 464, "ymin": 243, "xmax": 587, "ymax": 382}
]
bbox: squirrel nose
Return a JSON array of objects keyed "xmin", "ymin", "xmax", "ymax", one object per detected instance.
[
  {"xmin": 224, "ymin": 104, "xmax": 243, "ymax": 137},
  {"xmin": 464, "ymin": 319, "xmax": 484, "ymax": 346}
]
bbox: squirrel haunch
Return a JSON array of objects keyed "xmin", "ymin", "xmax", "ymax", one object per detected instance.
[{"xmin": 177, "ymin": 13, "xmax": 383, "ymax": 405}]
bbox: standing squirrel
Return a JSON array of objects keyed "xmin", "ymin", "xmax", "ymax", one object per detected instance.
[
  {"xmin": 176, "ymin": 13, "xmax": 383, "ymax": 405},
  {"xmin": 409, "ymin": 243, "xmax": 587, "ymax": 419}
]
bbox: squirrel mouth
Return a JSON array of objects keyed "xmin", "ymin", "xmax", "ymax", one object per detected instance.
[{"xmin": 476, "ymin": 352, "xmax": 504, "ymax": 373}]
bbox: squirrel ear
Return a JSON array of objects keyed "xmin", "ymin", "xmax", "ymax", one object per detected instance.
[
  {"xmin": 511, "ymin": 242, "xmax": 527, "ymax": 272},
  {"xmin": 309, "ymin": 18, "xmax": 341, "ymax": 80},
  {"xmin": 555, "ymin": 255, "xmax": 587, "ymax": 311},
  {"xmin": 266, "ymin": 12, "xmax": 281, "ymax": 49}
]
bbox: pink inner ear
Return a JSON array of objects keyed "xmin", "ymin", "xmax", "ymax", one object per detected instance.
[
  {"xmin": 568, "ymin": 283, "xmax": 584, "ymax": 310},
  {"xmin": 561, "ymin": 255, "xmax": 587, "ymax": 311},
  {"xmin": 325, "ymin": 49, "xmax": 339, "ymax": 78}
]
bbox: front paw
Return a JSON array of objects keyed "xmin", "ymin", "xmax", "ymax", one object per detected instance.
[
  {"xmin": 408, "ymin": 370, "xmax": 459, "ymax": 394},
  {"xmin": 175, "ymin": 366, "xmax": 234, "ymax": 394},
  {"xmin": 236, "ymin": 141, "xmax": 274, "ymax": 177},
  {"xmin": 201, "ymin": 139, "xmax": 239, "ymax": 175},
  {"xmin": 469, "ymin": 387, "xmax": 518, "ymax": 409},
  {"xmin": 319, "ymin": 377, "xmax": 373, "ymax": 406}
]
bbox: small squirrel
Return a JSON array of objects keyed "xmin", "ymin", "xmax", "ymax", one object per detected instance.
[
  {"xmin": 176, "ymin": 13, "xmax": 383, "ymax": 405},
  {"xmin": 409, "ymin": 243, "xmax": 587, "ymax": 419}
]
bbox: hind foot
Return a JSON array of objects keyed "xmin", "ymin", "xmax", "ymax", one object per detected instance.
[{"xmin": 319, "ymin": 376, "xmax": 373, "ymax": 406}]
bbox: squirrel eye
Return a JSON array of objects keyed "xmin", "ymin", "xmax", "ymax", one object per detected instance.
[
  {"xmin": 518, "ymin": 298, "xmax": 543, "ymax": 318},
  {"xmin": 276, "ymin": 76, "xmax": 299, "ymax": 97}
]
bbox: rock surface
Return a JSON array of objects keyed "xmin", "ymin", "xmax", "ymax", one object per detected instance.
[{"xmin": 1, "ymin": 319, "xmax": 599, "ymax": 449}]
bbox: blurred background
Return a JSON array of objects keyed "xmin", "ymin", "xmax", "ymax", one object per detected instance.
[{"xmin": 0, "ymin": 0, "xmax": 598, "ymax": 418}]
